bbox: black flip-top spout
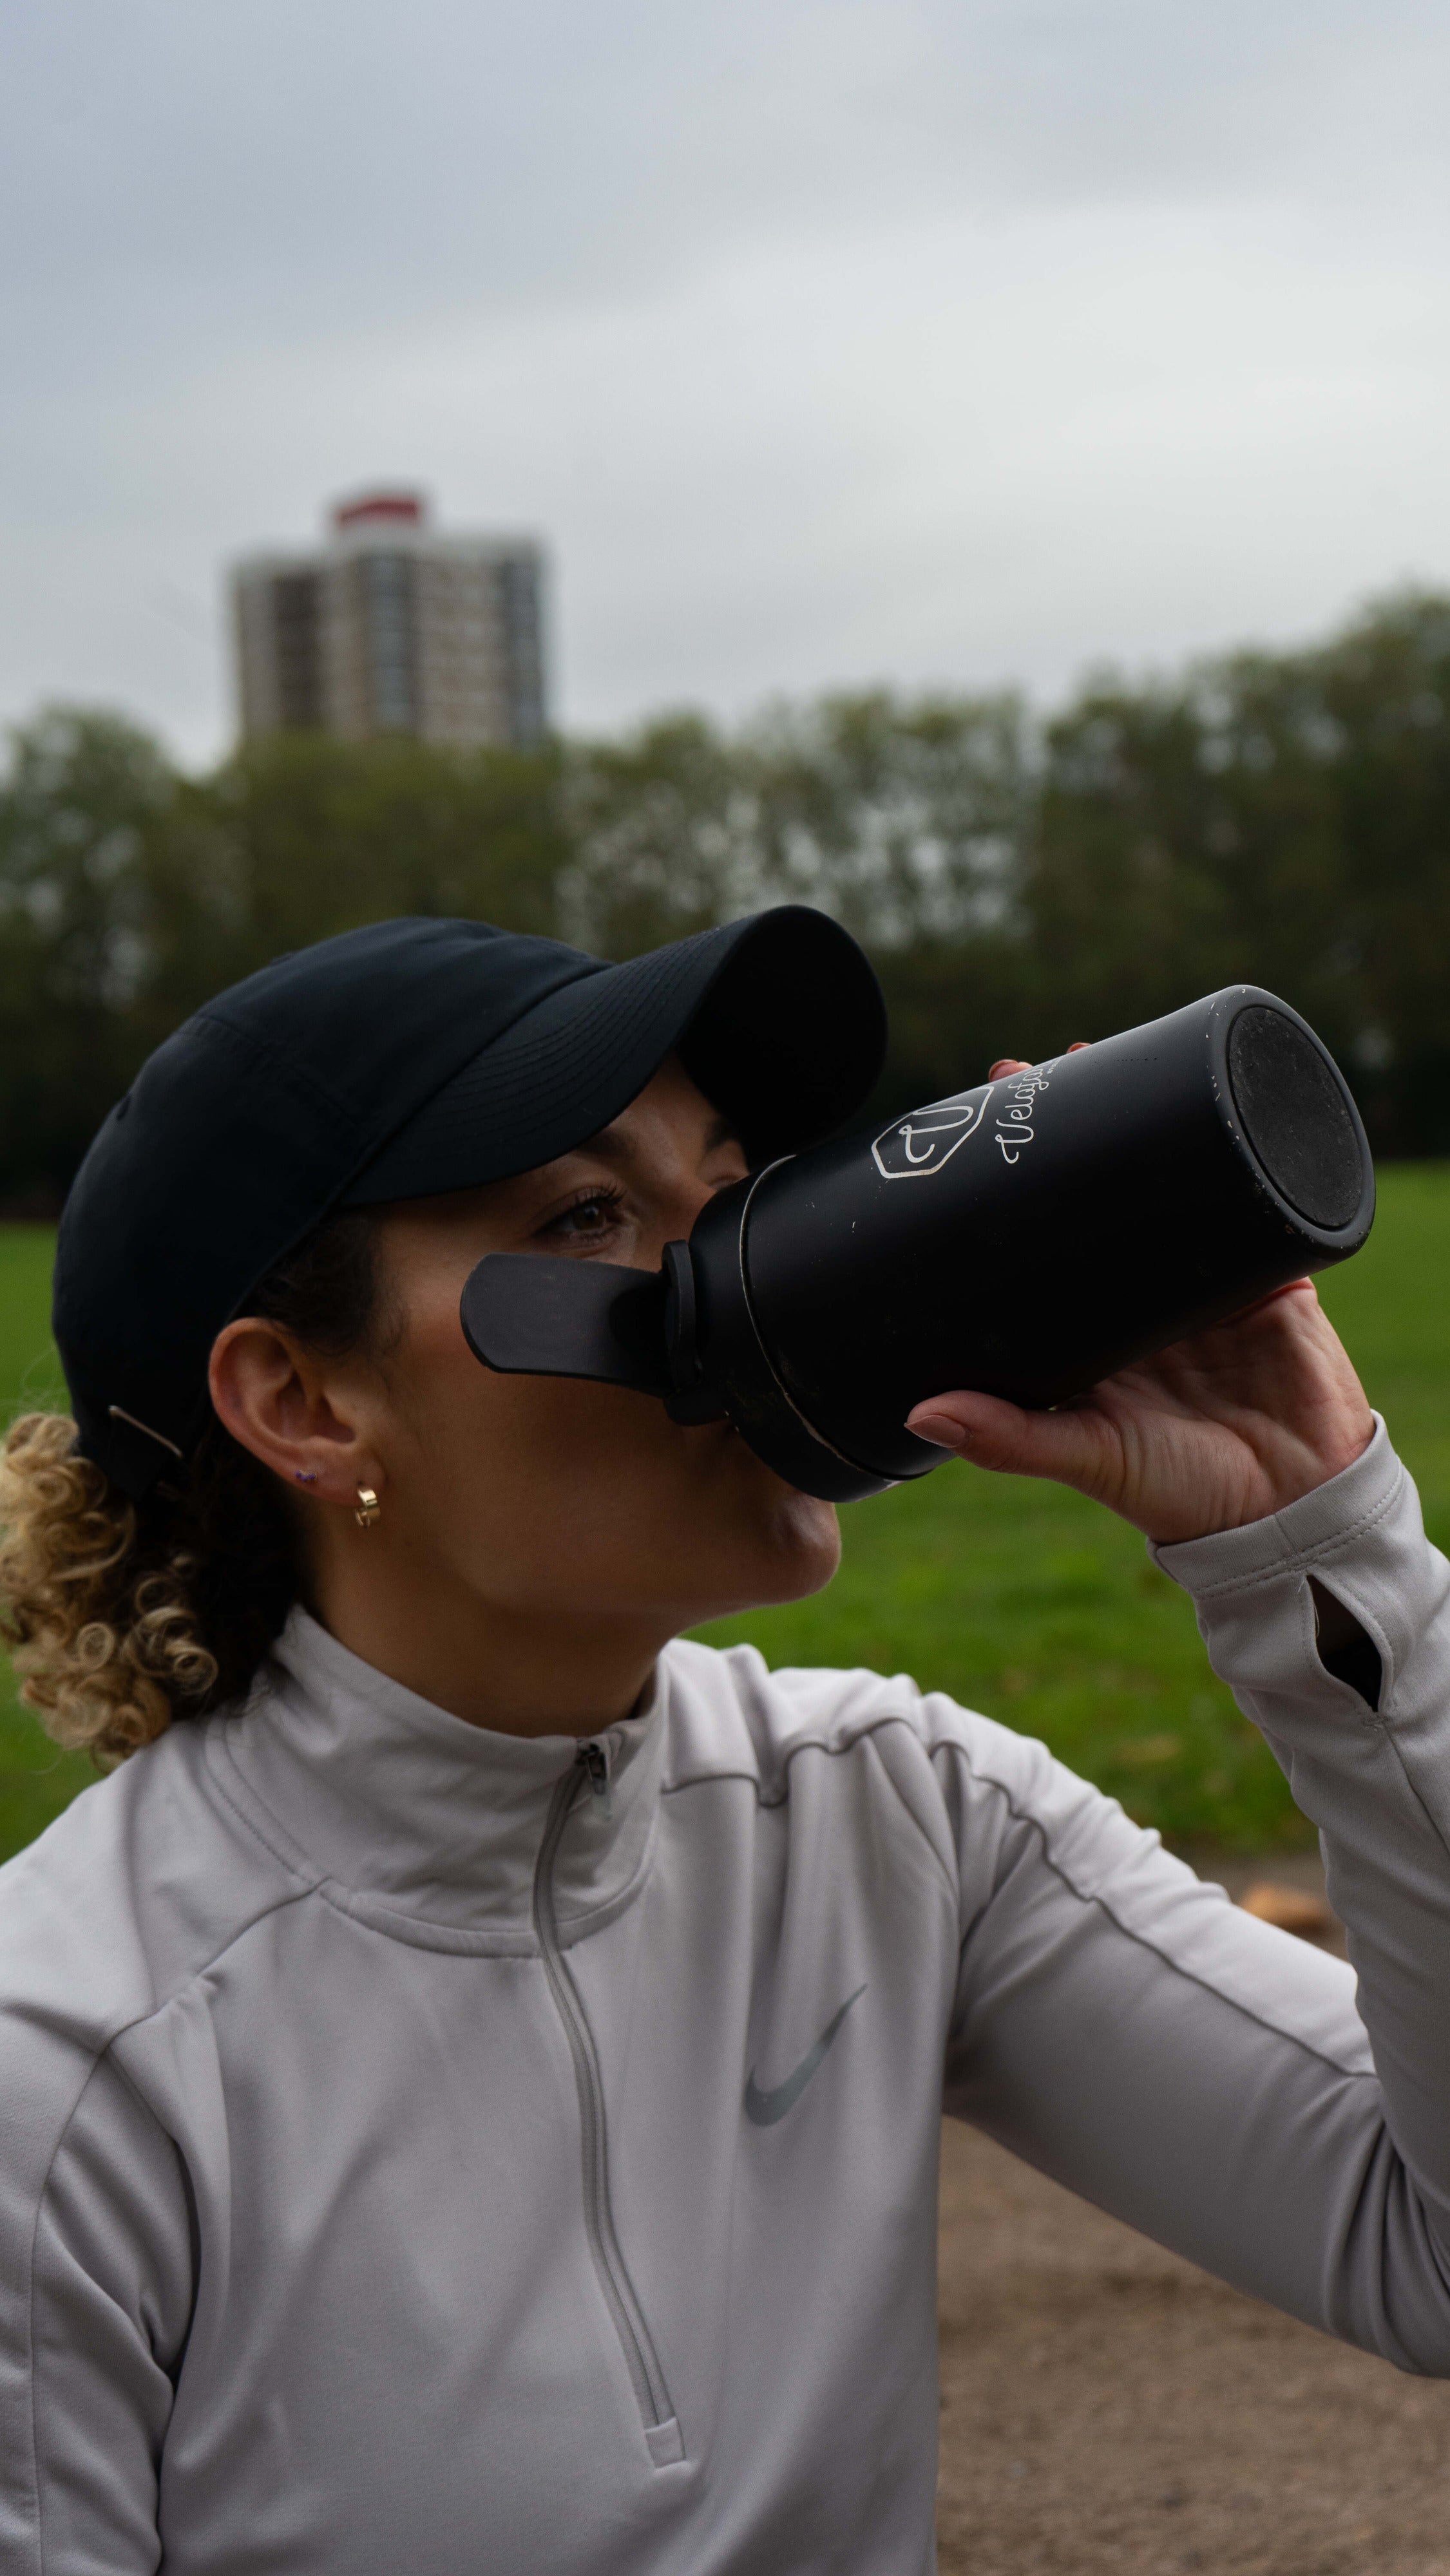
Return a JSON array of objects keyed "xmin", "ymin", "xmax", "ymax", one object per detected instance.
[
  {"xmin": 460, "ymin": 1254, "xmax": 669, "ymax": 1397},
  {"xmin": 459, "ymin": 1239, "xmax": 727, "ymax": 1425}
]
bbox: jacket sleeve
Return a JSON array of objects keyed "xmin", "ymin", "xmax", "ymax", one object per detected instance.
[
  {"xmin": 14, "ymin": 2053, "xmax": 191, "ymax": 2572},
  {"xmin": 939, "ymin": 1419, "xmax": 1450, "ymax": 2373}
]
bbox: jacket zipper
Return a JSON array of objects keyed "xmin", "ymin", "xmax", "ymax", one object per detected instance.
[{"xmin": 533, "ymin": 1745, "xmax": 682, "ymax": 2459}]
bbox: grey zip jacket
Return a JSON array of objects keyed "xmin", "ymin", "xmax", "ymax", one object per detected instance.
[{"xmin": 6, "ymin": 1419, "xmax": 1450, "ymax": 2573}]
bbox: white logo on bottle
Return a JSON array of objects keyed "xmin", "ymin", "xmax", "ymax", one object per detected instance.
[
  {"xmin": 991, "ymin": 1061, "xmax": 1058, "ymax": 1164},
  {"xmin": 872, "ymin": 1062, "xmax": 1060, "ymax": 1180},
  {"xmin": 871, "ymin": 1085, "xmax": 991, "ymax": 1180}
]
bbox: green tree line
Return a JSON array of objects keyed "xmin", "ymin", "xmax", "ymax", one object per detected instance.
[{"xmin": 3, "ymin": 588, "xmax": 1450, "ymax": 1207}]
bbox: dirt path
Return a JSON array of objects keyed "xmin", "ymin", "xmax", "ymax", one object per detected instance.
[{"xmin": 935, "ymin": 1864, "xmax": 1450, "ymax": 2575}]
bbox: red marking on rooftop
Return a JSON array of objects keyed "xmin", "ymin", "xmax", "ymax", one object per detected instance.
[{"xmin": 332, "ymin": 491, "xmax": 426, "ymax": 532}]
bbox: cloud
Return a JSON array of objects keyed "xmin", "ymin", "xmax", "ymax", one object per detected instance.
[{"xmin": 3, "ymin": 1, "xmax": 1450, "ymax": 759}]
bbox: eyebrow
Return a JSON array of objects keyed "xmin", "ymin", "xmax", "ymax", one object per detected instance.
[{"xmin": 579, "ymin": 1109, "xmax": 740, "ymax": 1160}]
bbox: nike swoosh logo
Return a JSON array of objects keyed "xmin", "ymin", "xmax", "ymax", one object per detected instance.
[{"xmin": 743, "ymin": 1985, "xmax": 867, "ymax": 2128}]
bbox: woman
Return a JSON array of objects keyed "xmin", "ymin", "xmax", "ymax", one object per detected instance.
[{"xmin": 1, "ymin": 905, "xmax": 1447, "ymax": 2576}]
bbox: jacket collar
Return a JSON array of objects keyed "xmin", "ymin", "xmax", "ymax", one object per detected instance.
[{"xmin": 211, "ymin": 1607, "xmax": 665, "ymax": 1953}]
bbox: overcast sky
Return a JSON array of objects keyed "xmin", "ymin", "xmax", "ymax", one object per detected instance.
[{"xmin": 3, "ymin": 0, "xmax": 1449, "ymax": 764}]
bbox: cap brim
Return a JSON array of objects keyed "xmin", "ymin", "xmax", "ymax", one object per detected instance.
[{"xmin": 342, "ymin": 907, "xmax": 884, "ymax": 1205}]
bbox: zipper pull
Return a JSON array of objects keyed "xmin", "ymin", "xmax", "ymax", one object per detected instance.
[{"xmin": 579, "ymin": 1739, "xmax": 613, "ymax": 1821}]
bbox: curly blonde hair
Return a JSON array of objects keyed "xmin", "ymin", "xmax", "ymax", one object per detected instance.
[
  {"xmin": 0, "ymin": 1212, "xmax": 381, "ymax": 1769},
  {"xmin": 0, "ymin": 1416, "xmax": 221, "ymax": 1766}
]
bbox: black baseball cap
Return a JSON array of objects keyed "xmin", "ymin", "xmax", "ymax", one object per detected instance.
[{"xmin": 52, "ymin": 907, "xmax": 886, "ymax": 1498}]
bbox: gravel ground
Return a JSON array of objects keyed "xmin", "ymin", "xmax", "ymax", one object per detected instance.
[{"xmin": 935, "ymin": 1862, "xmax": 1450, "ymax": 2576}]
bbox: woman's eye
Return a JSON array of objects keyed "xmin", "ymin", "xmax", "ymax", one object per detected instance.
[{"xmin": 544, "ymin": 1192, "xmax": 625, "ymax": 1242}]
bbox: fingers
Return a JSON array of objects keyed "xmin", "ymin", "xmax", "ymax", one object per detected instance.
[
  {"xmin": 906, "ymin": 1389, "xmax": 1119, "ymax": 1493},
  {"xmin": 987, "ymin": 1042, "xmax": 1091, "ymax": 1080}
]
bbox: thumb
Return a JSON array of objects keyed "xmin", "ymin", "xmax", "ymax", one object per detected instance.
[{"xmin": 906, "ymin": 1389, "xmax": 1115, "ymax": 1489}]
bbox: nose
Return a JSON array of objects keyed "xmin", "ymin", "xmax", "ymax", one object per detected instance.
[{"xmin": 642, "ymin": 1167, "xmax": 720, "ymax": 1271}]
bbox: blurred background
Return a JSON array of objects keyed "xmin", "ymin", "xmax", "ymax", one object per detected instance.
[
  {"xmin": 8, "ymin": 1, "xmax": 1450, "ymax": 748},
  {"xmin": 4, "ymin": 0, "xmax": 1450, "ymax": 1853}
]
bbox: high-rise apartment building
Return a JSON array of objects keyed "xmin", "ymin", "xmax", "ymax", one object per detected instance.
[{"xmin": 231, "ymin": 492, "xmax": 547, "ymax": 751}]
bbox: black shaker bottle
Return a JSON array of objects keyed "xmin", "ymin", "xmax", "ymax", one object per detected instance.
[{"xmin": 461, "ymin": 984, "xmax": 1375, "ymax": 1503}]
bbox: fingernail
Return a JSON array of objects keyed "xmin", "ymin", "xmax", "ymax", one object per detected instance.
[{"xmin": 907, "ymin": 1412, "xmax": 965, "ymax": 1448}]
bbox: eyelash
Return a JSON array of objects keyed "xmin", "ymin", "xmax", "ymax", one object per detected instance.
[{"xmin": 543, "ymin": 1183, "xmax": 627, "ymax": 1241}]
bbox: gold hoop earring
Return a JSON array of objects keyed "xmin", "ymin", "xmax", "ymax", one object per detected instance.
[{"xmin": 354, "ymin": 1486, "xmax": 381, "ymax": 1529}]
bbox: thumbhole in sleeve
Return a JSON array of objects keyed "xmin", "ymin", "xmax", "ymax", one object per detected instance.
[{"xmin": 1308, "ymin": 1575, "xmax": 1382, "ymax": 1711}]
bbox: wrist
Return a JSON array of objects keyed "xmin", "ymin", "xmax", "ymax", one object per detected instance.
[
  {"xmin": 1146, "ymin": 1411, "xmax": 1375, "ymax": 1548},
  {"xmin": 1150, "ymin": 1416, "xmax": 1397, "ymax": 1586}
]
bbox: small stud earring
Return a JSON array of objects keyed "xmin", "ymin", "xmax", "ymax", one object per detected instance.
[
  {"xmin": 294, "ymin": 1469, "xmax": 317, "ymax": 1485},
  {"xmin": 354, "ymin": 1486, "xmax": 381, "ymax": 1528}
]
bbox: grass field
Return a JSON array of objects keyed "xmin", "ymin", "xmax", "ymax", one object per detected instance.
[
  {"xmin": 2, "ymin": 1171, "xmax": 1447, "ymax": 1864},
  {"xmin": 0, "ymin": 1227, "xmax": 93, "ymax": 1858}
]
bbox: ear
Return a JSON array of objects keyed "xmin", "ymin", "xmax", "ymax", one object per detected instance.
[{"xmin": 208, "ymin": 1318, "xmax": 380, "ymax": 1507}]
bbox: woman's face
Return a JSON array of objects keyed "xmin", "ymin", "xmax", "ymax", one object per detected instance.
[{"xmin": 345, "ymin": 1056, "xmax": 842, "ymax": 1639}]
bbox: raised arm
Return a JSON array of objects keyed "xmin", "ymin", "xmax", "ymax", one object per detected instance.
[{"xmin": 927, "ymin": 1271, "xmax": 1450, "ymax": 2368}]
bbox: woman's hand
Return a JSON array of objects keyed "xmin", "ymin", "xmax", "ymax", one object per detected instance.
[{"xmin": 904, "ymin": 1056, "xmax": 1375, "ymax": 1544}]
